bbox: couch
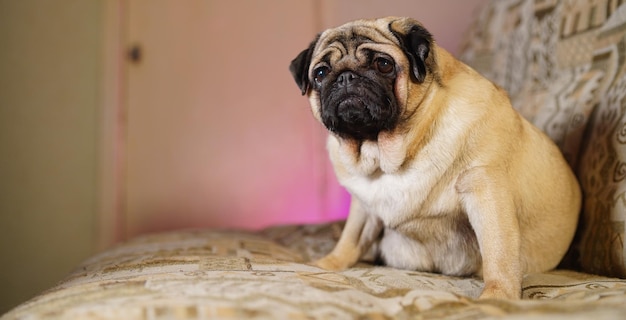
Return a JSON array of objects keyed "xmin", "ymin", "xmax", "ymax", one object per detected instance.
[{"xmin": 3, "ymin": 0, "xmax": 626, "ymax": 318}]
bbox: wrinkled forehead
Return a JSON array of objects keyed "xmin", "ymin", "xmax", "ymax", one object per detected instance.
[{"xmin": 310, "ymin": 20, "xmax": 405, "ymax": 70}]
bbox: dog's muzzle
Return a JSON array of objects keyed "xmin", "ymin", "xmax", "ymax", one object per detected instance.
[{"xmin": 320, "ymin": 71, "xmax": 398, "ymax": 140}]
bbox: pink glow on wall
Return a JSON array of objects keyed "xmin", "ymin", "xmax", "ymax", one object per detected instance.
[{"xmin": 122, "ymin": 0, "xmax": 488, "ymax": 238}]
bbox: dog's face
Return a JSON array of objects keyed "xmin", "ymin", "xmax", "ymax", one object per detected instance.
[{"xmin": 290, "ymin": 17, "xmax": 437, "ymax": 141}]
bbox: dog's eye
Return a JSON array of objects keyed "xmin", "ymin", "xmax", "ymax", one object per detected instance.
[
  {"xmin": 374, "ymin": 57, "xmax": 394, "ymax": 74},
  {"xmin": 313, "ymin": 66, "xmax": 330, "ymax": 85}
]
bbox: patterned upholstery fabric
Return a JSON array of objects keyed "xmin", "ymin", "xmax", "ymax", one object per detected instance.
[
  {"xmin": 3, "ymin": 222, "xmax": 626, "ymax": 319},
  {"xmin": 459, "ymin": 0, "xmax": 626, "ymax": 278}
]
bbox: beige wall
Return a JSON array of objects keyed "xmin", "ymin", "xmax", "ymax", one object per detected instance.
[
  {"xmin": 319, "ymin": 0, "xmax": 489, "ymax": 53},
  {"xmin": 123, "ymin": 0, "xmax": 332, "ymax": 237},
  {"xmin": 122, "ymin": 0, "xmax": 490, "ymax": 238},
  {"xmin": 0, "ymin": 0, "xmax": 103, "ymax": 313}
]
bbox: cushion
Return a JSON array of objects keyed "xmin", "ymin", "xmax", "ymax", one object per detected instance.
[
  {"xmin": 4, "ymin": 222, "xmax": 626, "ymax": 319},
  {"xmin": 459, "ymin": 0, "xmax": 626, "ymax": 278}
]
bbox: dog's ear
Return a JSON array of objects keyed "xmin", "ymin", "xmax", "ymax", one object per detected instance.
[
  {"xmin": 390, "ymin": 22, "xmax": 433, "ymax": 83},
  {"xmin": 289, "ymin": 36, "xmax": 319, "ymax": 95}
]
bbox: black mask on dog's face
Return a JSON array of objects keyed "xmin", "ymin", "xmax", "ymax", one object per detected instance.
[
  {"xmin": 312, "ymin": 49, "xmax": 400, "ymax": 141},
  {"xmin": 289, "ymin": 21, "xmax": 433, "ymax": 141}
]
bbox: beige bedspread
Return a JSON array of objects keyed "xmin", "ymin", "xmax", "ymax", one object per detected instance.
[{"xmin": 3, "ymin": 222, "xmax": 626, "ymax": 319}]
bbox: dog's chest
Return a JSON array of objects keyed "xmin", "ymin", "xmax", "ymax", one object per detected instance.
[{"xmin": 342, "ymin": 161, "xmax": 461, "ymax": 226}]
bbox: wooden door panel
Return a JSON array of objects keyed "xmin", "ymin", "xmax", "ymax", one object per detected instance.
[{"xmin": 125, "ymin": 0, "xmax": 348, "ymax": 236}]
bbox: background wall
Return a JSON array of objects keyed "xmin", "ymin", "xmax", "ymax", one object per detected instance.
[
  {"xmin": 123, "ymin": 0, "xmax": 489, "ymax": 238},
  {"xmin": 0, "ymin": 0, "xmax": 103, "ymax": 313},
  {"xmin": 318, "ymin": 0, "xmax": 488, "ymax": 52},
  {"xmin": 123, "ymin": 0, "xmax": 339, "ymax": 237},
  {"xmin": 0, "ymin": 0, "xmax": 488, "ymax": 314}
]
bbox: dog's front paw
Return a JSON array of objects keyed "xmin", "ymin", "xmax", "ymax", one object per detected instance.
[
  {"xmin": 479, "ymin": 281, "xmax": 521, "ymax": 300},
  {"xmin": 313, "ymin": 254, "xmax": 351, "ymax": 271}
]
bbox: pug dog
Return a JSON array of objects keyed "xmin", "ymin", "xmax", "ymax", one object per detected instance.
[{"xmin": 289, "ymin": 17, "xmax": 581, "ymax": 300}]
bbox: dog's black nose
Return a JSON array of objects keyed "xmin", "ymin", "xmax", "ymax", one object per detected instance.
[{"xmin": 337, "ymin": 71, "xmax": 357, "ymax": 87}]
